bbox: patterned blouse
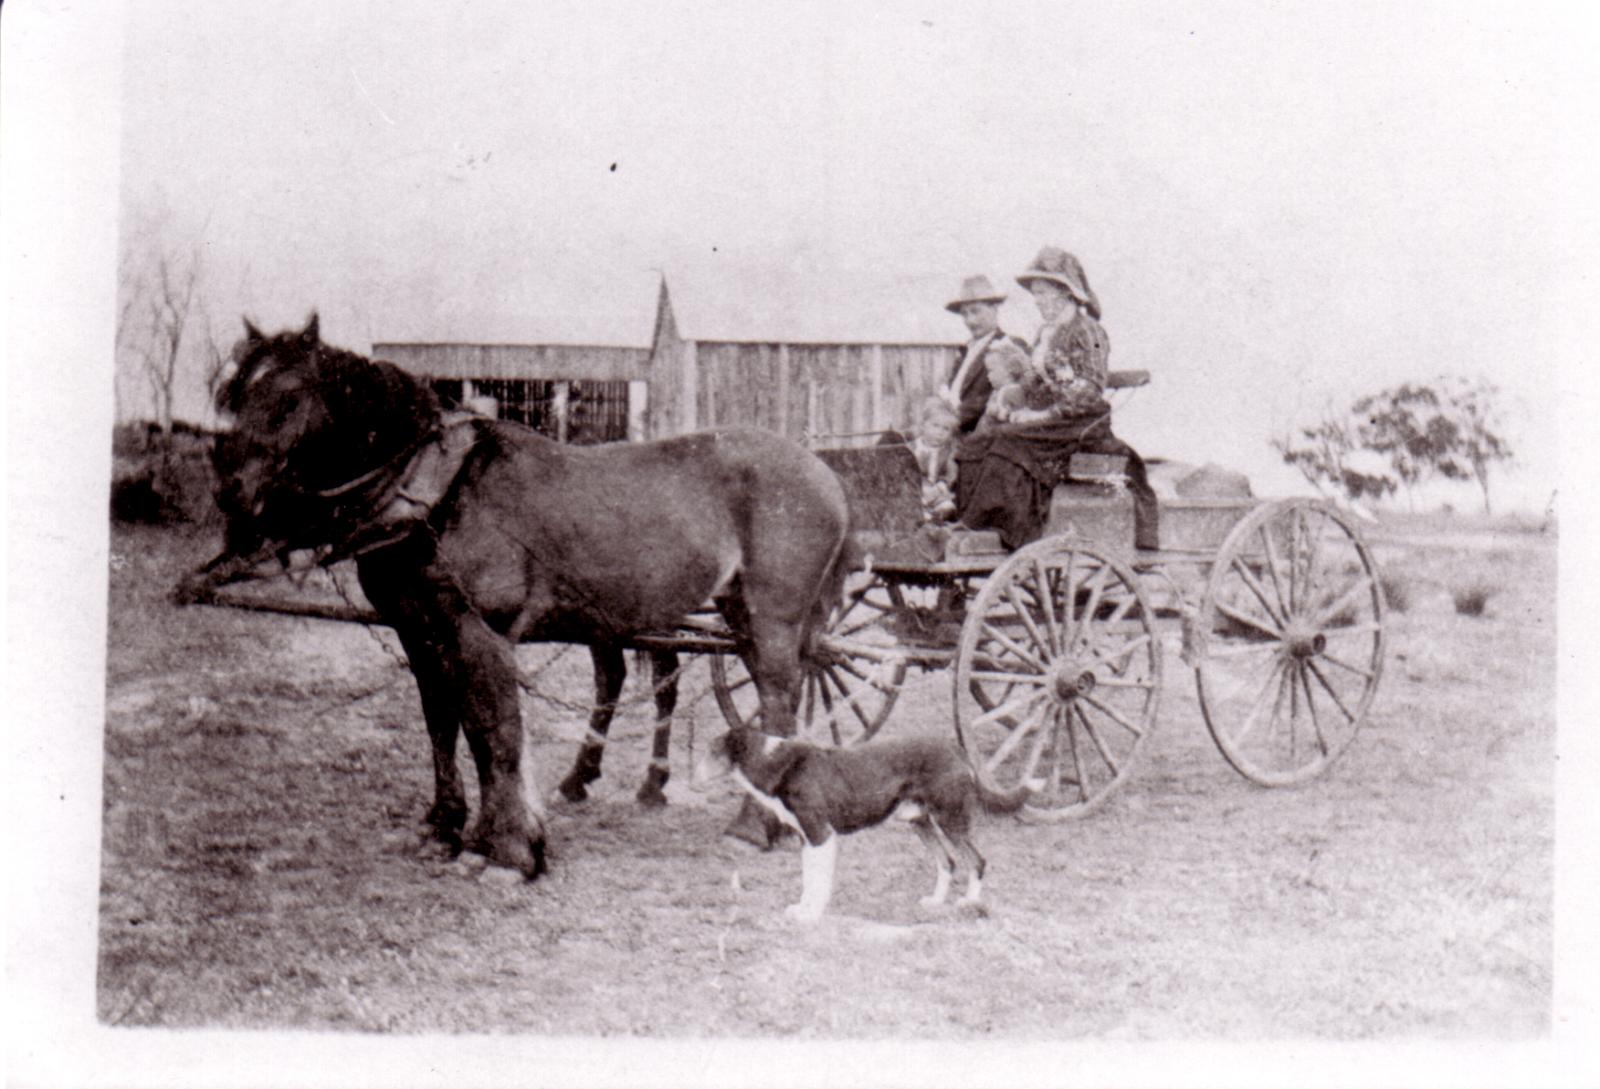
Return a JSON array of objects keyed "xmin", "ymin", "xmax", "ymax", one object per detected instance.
[{"xmin": 1020, "ymin": 312, "xmax": 1111, "ymax": 418}]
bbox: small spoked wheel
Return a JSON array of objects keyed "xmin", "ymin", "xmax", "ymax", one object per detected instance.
[
  {"xmin": 953, "ymin": 536, "xmax": 1162, "ymax": 821},
  {"xmin": 1196, "ymin": 498, "xmax": 1386, "ymax": 785},
  {"xmin": 709, "ymin": 573, "xmax": 910, "ymax": 745}
]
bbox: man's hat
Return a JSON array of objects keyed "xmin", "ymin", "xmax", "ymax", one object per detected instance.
[
  {"xmin": 945, "ymin": 275, "xmax": 1007, "ymax": 313},
  {"xmin": 1016, "ymin": 246, "xmax": 1101, "ymax": 320}
]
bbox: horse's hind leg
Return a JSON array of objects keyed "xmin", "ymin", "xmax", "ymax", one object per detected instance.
[
  {"xmin": 635, "ymin": 649, "xmax": 678, "ymax": 807},
  {"xmin": 556, "ymin": 643, "xmax": 625, "ymax": 803}
]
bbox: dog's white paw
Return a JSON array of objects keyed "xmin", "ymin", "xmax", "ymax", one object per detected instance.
[
  {"xmin": 784, "ymin": 903, "xmax": 824, "ymax": 925},
  {"xmin": 918, "ymin": 894, "xmax": 949, "ymax": 910}
]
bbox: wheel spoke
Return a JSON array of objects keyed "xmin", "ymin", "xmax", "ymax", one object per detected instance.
[
  {"xmin": 1070, "ymin": 563, "xmax": 1111, "ymax": 648},
  {"xmin": 1315, "ymin": 576, "xmax": 1376, "ymax": 628},
  {"xmin": 970, "ymin": 687, "xmax": 1050, "ymax": 730},
  {"xmin": 1321, "ymin": 621, "xmax": 1383, "ymax": 639},
  {"xmin": 969, "ymin": 670, "xmax": 1048, "ymax": 687},
  {"xmin": 1032, "ymin": 559, "xmax": 1063, "ymax": 656},
  {"xmin": 1058, "ymin": 551, "xmax": 1077, "ymax": 633},
  {"xmin": 984, "ymin": 700, "xmax": 1049, "ymax": 773},
  {"xmin": 1215, "ymin": 599, "xmax": 1284, "ymax": 640},
  {"xmin": 832, "ymin": 655, "xmax": 897, "ymax": 692},
  {"xmin": 1078, "ymin": 690, "xmax": 1146, "ymax": 739},
  {"xmin": 1087, "ymin": 632, "xmax": 1152, "ymax": 669},
  {"xmin": 1297, "ymin": 661, "xmax": 1331, "ymax": 757},
  {"xmin": 1232, "ymin": 657, "xmax": 1288, "ymax": 747},
  {"xmin": 1287, "ymin": 655, "xmax": 1301, "ymax": 762},
  {"xmin": 1047, "ymin": 708, "xmax": 1065, "ymax": 794},
  {"xmin": 801, "ymin": 670, "xmax": 816, "ymax": 729},
  {"xmin": 1063, "ymin": 702, "xmax": 1089, "ymax": 802},
  {"xmin": 1003, "ymin": 583, "xmax": 1054, "ymax": 662},
  {"xmin": 824, "ymin": 665, "xmax": 875, "ymax": 733},
  {"xmin": 979, "ymin": 622, "xmax": 1048, "ymax": 673},
  {"xmin": 1230, "ymin": 556, "xmax": 1287, "ymax": 628},
  {"xmin": 1317, "ymin": 648, "xmax": 1375, "ymax": 680},
  {"xmin": 1020, "ymin": 713, "xmax": 1052, "ymax": 784},
  {"xmin": 1306, "ymin": 659, "xmax": 1358, "ymax": 723},
  {"xmin": 1259, "ymin": 523, "xmax": 1292, "ymax": 619},
  {"xmin": 1206, "ymin": 639, "xmax": 1281, "ymax": 659},
  {"xmin": 1076, "ymin": 703, "xmax": 1121, "ymax": 777}
]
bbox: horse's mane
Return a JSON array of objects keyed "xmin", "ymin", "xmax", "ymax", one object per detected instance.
[{"xmin": 217, "ymin": 316, "xmax": 443, "ymax": 504}]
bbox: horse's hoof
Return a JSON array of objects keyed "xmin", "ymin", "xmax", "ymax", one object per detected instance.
[
  {"xmin": 555, "ymin": 778, "xmax": 589, "ymax": 804},
  {"xmin": 479, "ymin": 863, "xmax": 528, "ymax": 887},
  {"xmin": 635, "ymin": 785, "xmax": 668, "ymax": 808},
  {"xmin": 468, "ymin": 823, "xmax": 548, "ymax": 881}
]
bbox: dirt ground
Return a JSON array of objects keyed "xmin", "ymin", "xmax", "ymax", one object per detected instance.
[{"xmin": 96, "ymin": 516, "xmax": 1556, "ymax": 1040}]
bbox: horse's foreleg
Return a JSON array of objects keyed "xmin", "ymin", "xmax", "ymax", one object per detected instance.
[
  {"xmin": 635, "ymin": 649, "xmax": 679, "ymax": 807},
  {"xmin": 454, "ymin": 617, "xmax": 547, "ymax": 879},
  {"xmin": 389, "ymin": 625, "xmax": 469, "ymax": 851},
  {"xmin": 746, "ymin": 613, "xmax": 805, "ymax": 740},
  {"xmin": 556, "ymin": 644, "xmax": 625, "ymax": 804},
  {"xmin": 722, "ymin": 610, "xmax": 808, "ymax": 850}
]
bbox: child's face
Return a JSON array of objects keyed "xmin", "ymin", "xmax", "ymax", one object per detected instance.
[{"xmin": 920, "ymin": 413, "xmax": 956, "ymax": 445}]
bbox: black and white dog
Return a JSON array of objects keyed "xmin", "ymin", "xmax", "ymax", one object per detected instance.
[{"xmin": 694, "ymin": 726, "xmax": 1039, "ymax": 922}]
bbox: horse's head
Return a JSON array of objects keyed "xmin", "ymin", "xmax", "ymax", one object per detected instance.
[{"xmin": 208, "ymin": 312, "xmax": 440, "ymax": 567}]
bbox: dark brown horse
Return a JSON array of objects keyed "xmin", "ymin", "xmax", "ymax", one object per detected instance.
[{"xmin": 180, "ymin": 314, "xmax": 852, "ymax": 878}]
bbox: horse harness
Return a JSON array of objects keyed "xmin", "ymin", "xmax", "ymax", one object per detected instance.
[{"xmin": 314, "ymin": 409, "xmax": 484, "ymax": 564}]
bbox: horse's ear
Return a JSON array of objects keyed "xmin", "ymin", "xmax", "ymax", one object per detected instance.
[
  {"xmin": 243, "ymin": 318, "xmax": 263, "ymax": 342},
  {"xmin": 301, "ymin": 312, "xmax": 320, "ymax": 344}
]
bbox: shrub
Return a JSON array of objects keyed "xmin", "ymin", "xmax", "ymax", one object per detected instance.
[
  {"xmin": 1452, "ymin": 582, "xmax": 1495, "ymax": 617},
  {"xmin": 1379, "ymin": 572, "xmax": 1413, "ymax": 614}
]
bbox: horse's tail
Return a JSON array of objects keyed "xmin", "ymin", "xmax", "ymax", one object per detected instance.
[{"xmin": 806, "ymin": 495, "xmax": 862, "ymax": 644}]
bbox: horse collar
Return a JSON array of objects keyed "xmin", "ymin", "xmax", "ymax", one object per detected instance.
[{"xmin": 336, "ymin": 412, "xmax": 483, "ymax": 560}]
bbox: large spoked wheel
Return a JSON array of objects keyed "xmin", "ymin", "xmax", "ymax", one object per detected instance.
[
  {"xmin": 953, "ymin": 536, "xmax": 1162, "ymax": 822},
  {"xmin": 709, "ymin": 574, "xmax": 910, "ymax": 746},
  {"xmin": 1196, "ymin": 498, "xmax": 1386, "ymax": 786}
]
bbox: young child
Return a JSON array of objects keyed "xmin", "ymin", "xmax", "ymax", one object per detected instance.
[
  {"xmin": 976, "ymin": 338, "xmax": 1031, "ymax": 431},
  {"xmin": 910, "ymin": 396, "xmax": 960, "ymax": 523}
]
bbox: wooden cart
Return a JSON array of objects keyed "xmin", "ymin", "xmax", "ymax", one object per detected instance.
[{"xmin": 701, "ymin": 414, "xmax": 1388, "ymax": 822}]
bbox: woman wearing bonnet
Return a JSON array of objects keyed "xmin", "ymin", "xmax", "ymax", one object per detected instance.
[{"xmin": 954, "ymin": 246, "xmax": 1159, "ymax": 550}]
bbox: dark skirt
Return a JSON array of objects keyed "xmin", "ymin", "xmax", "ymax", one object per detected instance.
[{"xmin": 954, "ymin": 414, "xmax": 1159, "ymax": 550}]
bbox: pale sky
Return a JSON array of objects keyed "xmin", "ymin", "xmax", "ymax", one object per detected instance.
[{"xmin": 112, "ymin": 0, "xmax": 1596, "ymax": 509}]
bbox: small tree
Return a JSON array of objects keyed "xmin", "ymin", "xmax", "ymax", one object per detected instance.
[
  {"xmin": 1271, "ymin": 413, "xmax": 1397, "ymax": 503},
  {"xmin": 1352, "ymin": 384, "xmax": 1453, "ymax": 511},
  {"xmin": 1438, "ymin": 376, "xmax": 1514, "ymax": 514},
  {"xmin": 1351, "ymin": 379, "xmax": 1515, "ymax": 514}
]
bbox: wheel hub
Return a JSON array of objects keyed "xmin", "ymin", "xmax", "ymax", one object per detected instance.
[
  {"xmin": 1283, "ymin": 620, "xmax": 1327, "ymax": 659},
  {"xmin": 1048, "ymin": 659, "xmax": 1097, "ymax": 702}
]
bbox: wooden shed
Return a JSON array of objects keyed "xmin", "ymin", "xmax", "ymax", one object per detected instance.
[{"xmin": 376, "ymin": 276, "xmax": 962, "ymax": 448}]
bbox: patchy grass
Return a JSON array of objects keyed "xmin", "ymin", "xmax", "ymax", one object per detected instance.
[
  {"xmin": 98, "ymin": 518, "xmax": 1556, "ymax": 1039},
  {"xmin": 1452, "ymin": 581, "xmax": 1496, "ymax": 617},
  {"xmin": 1380, "ymin": 571, "xmax": 1414, "ymax": 613}
]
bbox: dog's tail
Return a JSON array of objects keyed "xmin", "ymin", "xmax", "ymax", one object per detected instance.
[{"xmin": 975, "ymin": 773, "xmax": 1044, "ymax": 815}]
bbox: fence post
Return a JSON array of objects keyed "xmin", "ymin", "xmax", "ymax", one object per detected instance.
[
  {"xmin": 553, "ymin": 381, "xmax": 570, "ymax": 443},
  {"xmin": 627, "ymin": 380, "xmax": 648, "ymax": 442}
]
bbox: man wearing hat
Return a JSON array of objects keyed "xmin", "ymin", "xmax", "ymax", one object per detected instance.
[
  {"xmin": 942, "ymin": 275, "xmax": 1031, "ymax": 435},
  {"xmin": 955, "ymin": 246, "xmax": 1160, "ymax": 551}
]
